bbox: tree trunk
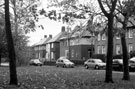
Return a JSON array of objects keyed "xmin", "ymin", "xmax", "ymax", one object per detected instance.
[
  {"xmin": 5, "ymin": 0, "xmax": 18, "ymax": 85},
  {"xmin": 105, "ymin": 15, "xmax": 114, "ymax": 83},
  {"xmin": 121, "ymin": 26, "xmax": 130, "ymax": 80},
  {"xmin": 0, "ymin": 51, "xmax": 1, "ymax": 66}
]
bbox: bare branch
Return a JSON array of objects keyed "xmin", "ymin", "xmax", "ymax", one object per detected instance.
[
  {"xmin": 97, "ymin": 0, "xmax": 109, "ymax": 17},
  {"xmin": 106, "ymin": 0, "xmax": 111, "ymax": 10},
  {"xmin": 111, "ymin": 0, "xmax": 117, "ymax": 13}
]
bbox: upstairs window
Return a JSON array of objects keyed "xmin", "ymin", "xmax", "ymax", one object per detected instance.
[
  {"xmin": 102, "ymin": 45, "xmax": 106, "ymax": 54},
  {"xmin": 97, "ymin": 46, "xmax": 101, "ymax": 54},
  {"xmin": 51, "ymin": 43, "xmax": 54, "ymax": 48},
  {"xmin": 116, "ymin": 45, "xmax": 121, "ymax": 55},
  {"xmin": 129, "ymin": 29, "xmax": 133, "ymax": 38},
  {"xmin": 97, "ymin": 34, "xmax": 101, "ymax": 41},
  {"xmin": 129, "ymin": 44, "xmax": 133, "ymax": 53},
  {"xmin": 102, "ymin": 34, "xmax": 106, "ymax": 40}
]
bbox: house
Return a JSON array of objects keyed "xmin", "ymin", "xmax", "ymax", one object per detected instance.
[
  {"xmin": 59, "ymin": 25, "xmax": 95, "ymax": 61},
  {"xmin": 32, "ymin": 35, "xmax": 52, "ymax": 62},
  {"xmin": 94, "ymin": 26, "xmax": 135, "ymax": 57},
  {"xmin": 46, "ymin": 26, "xmax": 68, "ymax": 61}
]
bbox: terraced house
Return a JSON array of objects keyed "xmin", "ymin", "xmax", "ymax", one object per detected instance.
[
  {"xmin": 46, "ymin": 26, "xmax": 68, "ymax": 61},
  {"xmin": 59, "ymin": 25, "xmax": 95, "ymax": 61},
  {"xmin": 95, "ymin": 27, "xmax": 135, "ymax": 57}
]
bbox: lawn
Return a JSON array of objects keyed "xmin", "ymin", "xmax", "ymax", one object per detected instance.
[{"xmin": 0, "ymin": 66, "xmax": 135, "ymax": 89}]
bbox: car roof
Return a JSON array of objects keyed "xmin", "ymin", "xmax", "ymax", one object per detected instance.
[{"xmin": 88, "ymin": 59, "xmax": 101, "ymax": 60}]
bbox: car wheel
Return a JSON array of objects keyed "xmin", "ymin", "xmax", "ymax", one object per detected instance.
[
  {"xmin": 85, "ymin": 65, "xmax": 89, "ymax": 69},
  {"xmin": 95, "ymin": 65, "xmax": 99, "ymax": 69},
  {"xmin": 56, "ymin": 64, "xmax": 59, "ymax": 67},
  {"xmin": 63, "ymin": 65, "xmax": 66, "ymax": 68}
]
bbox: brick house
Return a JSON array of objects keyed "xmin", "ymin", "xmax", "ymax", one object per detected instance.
[
  {"xmin": 46, "ymin": 26, "xmax": 68, "ymax": 61},
  {"xmin": 59, "ymin": 25, "xmax": 95, "ymax": 61},
  {"xmin": 94, "ymin": 28, "xmax": 135, "ymax": 56}
]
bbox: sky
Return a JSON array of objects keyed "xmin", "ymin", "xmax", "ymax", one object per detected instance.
[
  {"xmin": 27, "ymin": 18, "xmax": 65, "ymax": 46},
  {"xmin": 27, "ymin": 0, "xmax": 65, "ymax": 46}
]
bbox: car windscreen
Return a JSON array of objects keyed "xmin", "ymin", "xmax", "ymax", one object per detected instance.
[{"xmin": 94, "ymin": 60, "xmax": 103, "ymax": 63}]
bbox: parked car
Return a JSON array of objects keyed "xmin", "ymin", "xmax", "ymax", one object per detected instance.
[
  {"xmin": 29, "ymin": 59, "xmax": 43, "ymax": 66},
  {"xmin": 112, "ymin": 58, "xmax": 135, "ymax": 71},
  {"xmin": 84, "ymin": 59, "xmax": 106, "ymax": 69},
  {"xmin": 112, "ymin": 59, "xmax": 123, "ymax": 71},
  {"xmin": 56, "ymin": 57, "xmax": 74, "ymax": 68},
  {"xmin": 129, "ymin": 57, "xmax": 135, "ymax": 71}
]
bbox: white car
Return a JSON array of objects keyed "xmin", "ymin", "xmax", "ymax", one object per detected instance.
[
  {"xmin": 84, "ymin": 59, "xmax": 106, "ymax": 69},
  {"xmin": 129, "ymin": 57, "xmax": 135, "ymax": 71},
  {"xmin": 29, "ymin": 59, "xmax": 43, "ymax": 66},
  {"xmin": 56, "ymin": 58, "xmax": 74, "ymax": 68}
]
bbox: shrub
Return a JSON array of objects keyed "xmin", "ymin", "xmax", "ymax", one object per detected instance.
[
  {"xmin": 44, "ymin": 61, "xmax": 56, "ymax": 66},
  {"xmin": 92, "ymin": 54, "xmax": 106, "ymax": 62},
  {"xmin": 113, "ymin": 54, "xmax": 122, "ymax": 59},
  {"xmin": 71, "ymin": 60, "xmax": 85, "ymax": 65}
]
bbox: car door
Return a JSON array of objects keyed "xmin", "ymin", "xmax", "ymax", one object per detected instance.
[
  {"xmin": 91, "ymin": 60, "xmax": 96, "ymax": 68},
  {"xmin": 87, "ymin": 59, "xmax": 95, "ymax": 68}
]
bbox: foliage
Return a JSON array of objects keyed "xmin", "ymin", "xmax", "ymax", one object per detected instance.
[
  {"xmin": 10, "ymin": 0, "xmax": 42, "ymax": 33},
  {"xmin": 0, "ymin": 66, "xmax": 135, "ymax": 89}
]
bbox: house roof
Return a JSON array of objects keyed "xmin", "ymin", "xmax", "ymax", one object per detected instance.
[
  {"xmin": 70, "ymin": 25, "xmax": 92, "ymax": 38},
  {"xmin": 33, "ymin": 37, "xmax": 51, "ymax": 46},
  {"xmin": 47, "ymin": 31, "xmax": 68, "ymax": 43}
]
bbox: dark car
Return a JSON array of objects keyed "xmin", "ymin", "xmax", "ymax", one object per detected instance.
[
  {"xmin": 112, "ymin": 59, "xmax": 123, "ymax": 71},
  {"xmin": 84, "ymin": 59, "xmax": 106, "ymax": 69},
  {"xmin": 29, "ymin": 59, "xmax": 43, "ymax": 66}
]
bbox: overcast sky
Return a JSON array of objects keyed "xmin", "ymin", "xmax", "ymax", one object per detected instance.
[{"xmin": 27, "ymin": 0, "xmax": 66, "ymax": 46}]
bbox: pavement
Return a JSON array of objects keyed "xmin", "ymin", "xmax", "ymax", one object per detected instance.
[{"xmin": 0, "ymin": 63, "xmax": 9, "ymax": 67}]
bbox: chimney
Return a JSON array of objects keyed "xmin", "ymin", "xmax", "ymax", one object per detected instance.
[
  {"xmin": 44, "ymin": 35, "xmax": 47, "ymax": 38},
  {"xmin": 49, "ymin": 34, "xmax": 52, "ymax": 38},
  {"xmin": 61, "ymin": 26, "xmax": 65, "ymax": 32}
]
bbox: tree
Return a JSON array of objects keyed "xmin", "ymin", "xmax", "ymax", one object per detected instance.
[
  {"xmin": 97, "ymin": 0, "xmax": 117, "ymax": 83},
  {"xmin": 9, "ymin": 0, "xmax": 40, "ymax": 66},
  {"xmin": 115, "ymin": 0, "xmax": 135, "ymax": 80},
  {"xmin": 5, "ymin": 0, "xmax": 18, "ymax": 85}
]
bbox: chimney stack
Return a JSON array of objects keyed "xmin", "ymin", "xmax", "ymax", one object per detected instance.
[
  {"xmin": 44, "ymin": 35, "xmax": 47, "ymax": 38},
  {"xmin": 61, "ymin": 26, "xmax": 65, "ymax": 32},
  {"xmin": 49, "ymin": 34, "xmax": 52, "ymax": 38}
]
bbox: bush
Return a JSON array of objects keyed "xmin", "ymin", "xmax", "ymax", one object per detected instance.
[
  {"xmin": 44, "ymin": 61, "xmax": 56, "ymax": 66},
  {"xmin": 113, "ymin": 54, "xmax": 122, "ymax": 59},
  {"xmin": 71, "ymin": 60, "xmax": 85, "ymax": 65},
  {"xmin": 92, "ymin": 54, "xmax": 106, "ymax": 62}
]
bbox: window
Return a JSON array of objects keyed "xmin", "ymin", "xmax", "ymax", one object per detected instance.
[
  {"xmin": 129, "ymin": 44, "xmax": 133, "ymax": 53},
  {"xmin": 51, "ymin": 43, "xmax": 54, "ymax": 48},
  {"xmin": 72, "ymin": 50, "xmax": 74, "ymax": 57},
  {"xmin": 129, "ymin": 29, "xmax": 133, "ymax": 38},
  {"xmin": 102, "ymin": 45, "xmax": 106, "ymax": 54},
  {"xmin": 116, "ymin": 45, "xmax": 121, "ymax": 55},
  {"xmin": 116, "ymin": 34, "xmax": 120, "ymax": 39},
  {"xmin": 97, "ymin": 46, "xmax": 101, "ymax": 54},
  {"xmin": 51, "ymin": 52, "xmax": 54, "ymax": 59},
  {"xmin": 97, "ymin": 34, "xmax": 101, "ymax": 41},
  {"xmin": 102, "ymin": 34, "xmax": 106, "ymax": 40},
  {"xmin": 65, "ymin": 50, "xmax": 69, "ymax": 58}
]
